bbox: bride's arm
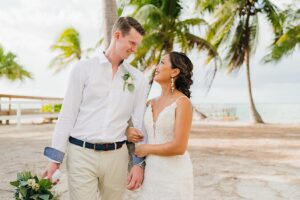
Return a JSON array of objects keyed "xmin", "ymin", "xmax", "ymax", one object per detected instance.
[{"xmin": 135, "ymin": 97, "xmax": 193, "ymax": 157}]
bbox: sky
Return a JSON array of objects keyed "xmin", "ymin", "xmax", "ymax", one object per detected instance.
[{"xmin": 0, "ymin": 0, "xmax": 299, "ymax": 104}]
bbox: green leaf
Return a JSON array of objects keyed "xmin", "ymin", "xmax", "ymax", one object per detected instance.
[
  {"xmin": 128, "ymin": 84, "xmax": 135, "ymax": 92},
  {"xmin": 20, "ymin": 181, "xmax": 28, "ymax": 186},
  {"xmin": 123, "ymin": 73, "xmax": 130, "ymax": 80},
  {"xmin": 38, "ymin": 179, "xmax": 53, "ymax": 190},
  {"xmin": 10, "ymin": 181, "xmax": 20, "ymax": 187},
  {"xmin": 19, "ymin": 187, "xmax": 27, "ymax": 197},
  {"xmin": 39, "ymin": 194, "xmax": 50, "ymax": 200},
  {"xmin": 17, "ymin": 171, "xmax": 32, "ymax": 181}
]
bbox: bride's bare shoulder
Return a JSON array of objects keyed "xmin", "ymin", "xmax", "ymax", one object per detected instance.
[{"xmin": 175, "ymin": 96, "xmax": 192, "ymax": 110}]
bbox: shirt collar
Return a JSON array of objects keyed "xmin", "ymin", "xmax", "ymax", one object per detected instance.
[
  {"xmin": 98, "ymin": 51, "xmax": 111, "ymax": 65},
  {"xmin": 99, "ymin": 51, "xmax": 129, "ymax": 72}
]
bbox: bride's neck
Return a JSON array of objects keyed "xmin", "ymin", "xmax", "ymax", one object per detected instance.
[{"xmin": 160, "ymin": 82, "xmax": 173, "ymax": 97}]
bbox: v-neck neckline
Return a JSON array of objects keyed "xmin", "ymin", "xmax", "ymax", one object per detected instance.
[
  {"xmin": 150, "ymin": 101, "xmax": 177, "ymax": 124},
  {"xmin": 150, "ymin": 95, "xmax": 188, "ymax": 123}
]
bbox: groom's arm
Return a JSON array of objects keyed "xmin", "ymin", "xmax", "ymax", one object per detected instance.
[
  {"xmin": 127, "ymin": 75, "xmax": 148, "ymax": 190},
  {"xmin": 130, "ymin": 75, "xmax": 149, "ymax": 165},
  {"xmin": 43, "ymin": 61, "xmax": 87, "ymax": 163}
]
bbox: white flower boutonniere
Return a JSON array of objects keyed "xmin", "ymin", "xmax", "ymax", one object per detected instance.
[{"xmin": 122, "ymin": 71, "xmax": 135, "ymax": 92}]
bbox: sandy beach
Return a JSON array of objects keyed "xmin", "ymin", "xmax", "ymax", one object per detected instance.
[{"xmin": 0, "ymin": 122, "xmax": 300, "ymax": 200}]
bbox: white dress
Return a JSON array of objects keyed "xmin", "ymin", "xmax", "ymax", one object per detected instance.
[{"xmin": 139, "ymin": 97, "xmax": 194, "ymax": 200}]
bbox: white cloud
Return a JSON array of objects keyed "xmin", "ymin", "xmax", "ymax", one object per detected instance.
[{"xmin": 0, "ymin": 0, "xmax": 101, "ymax": 97}]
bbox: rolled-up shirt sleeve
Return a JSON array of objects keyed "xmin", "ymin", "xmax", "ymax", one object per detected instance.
[
  {"xmin": 131, "ymin": 75, "xmax": 149, "ymax": 165},
  {"xmin": 44, "ymin": 61, "xmax": 87, "ymax": 163}
]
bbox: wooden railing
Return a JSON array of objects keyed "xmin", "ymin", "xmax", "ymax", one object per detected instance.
[
  {"xmin": 0, "ymin": 94, "xmax": 63, "ymax": 127},
  {"xmin": 194, "ymin": 104, "xmax": 238, "ymax": 121}
]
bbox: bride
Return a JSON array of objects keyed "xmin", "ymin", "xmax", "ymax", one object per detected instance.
[{"xmin": 128, "ymin": 51, "xmax": 194, "ymax": 200}]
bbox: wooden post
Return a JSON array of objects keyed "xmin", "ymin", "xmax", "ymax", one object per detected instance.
[{"xmin": 6, "ymin": 98, "xmax": 11, "ymax": 125}]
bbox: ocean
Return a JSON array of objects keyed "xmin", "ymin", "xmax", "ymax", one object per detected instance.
[
  {"xmin": 1, "ymin": 100, "xmax": 300, "ymax": 124},
  {"xmin": 194, "ymin": 103, "xmax": 300, "ymax": 123}
]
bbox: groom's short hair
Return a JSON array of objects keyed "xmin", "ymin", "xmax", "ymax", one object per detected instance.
[{"xmin": 112, "ymin": 17, "xmax": 145, "ymax": 36}]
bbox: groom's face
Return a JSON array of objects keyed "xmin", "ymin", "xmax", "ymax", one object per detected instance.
[{"xmin": 114, "ymin": 28, "xmax": 143, "ymax": 59}]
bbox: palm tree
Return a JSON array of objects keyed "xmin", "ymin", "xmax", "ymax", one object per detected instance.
[
  {"xmin": 101, "ymin": 0, "xmax": 118, "ymax": 48},
  {"xmin": 0, "ymin": 46, "xmax": 32, "ymax": 81},
  {"xmin": 264, "ymin": 7, "xmax": 300, "ymax": 62},
  {"xmin": 129, "ymin": 0, "xmax": 218, "ymax": 72},
  {"xmin": 49, "ymin": 28, "xmax": 81, "ymax": 73},
  {"xmin": 198, "ymin": 0, "xmax": 284, "ymax": 123}
]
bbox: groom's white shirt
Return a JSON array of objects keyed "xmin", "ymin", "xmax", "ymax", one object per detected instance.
[{"xmin": 50, "ymin": 53, "xmax": 148, "ymax": 158}]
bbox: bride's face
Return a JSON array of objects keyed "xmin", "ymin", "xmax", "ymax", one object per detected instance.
[{"xmin": 153, "ymin": 55, "xmax": 179, "ymax": 83}]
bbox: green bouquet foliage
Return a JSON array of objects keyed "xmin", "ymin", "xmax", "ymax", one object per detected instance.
[{"xmin": 10, "ymin": 171, "xmax": 59, "ymax": 200}]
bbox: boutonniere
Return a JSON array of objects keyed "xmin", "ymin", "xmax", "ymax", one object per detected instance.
[{"xmin": 122, "ymin": 70, "xmax": 135, "ymax": 92}]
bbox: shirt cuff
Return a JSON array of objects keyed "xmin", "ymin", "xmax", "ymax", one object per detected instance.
[
  {"xmin": 132, "ymin": 154, "xmax": 145, "ymax": 165},
  {"xmin": 43, "ymin": 147, "xmax": 65, "ymax": 163}
]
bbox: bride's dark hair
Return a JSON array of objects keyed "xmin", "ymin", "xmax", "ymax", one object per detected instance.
[{"xmin": 169, "ymin": 52, "xmax": 193, "ymax": 98}]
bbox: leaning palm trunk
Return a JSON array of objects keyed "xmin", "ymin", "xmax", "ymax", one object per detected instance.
[
  {"xmin": 101, "ymin": 0, "xmax": 118, "ymax": 48},
  {"xmin": 245, "ymin": 49, "xmax": 264, "ymax": 123}
]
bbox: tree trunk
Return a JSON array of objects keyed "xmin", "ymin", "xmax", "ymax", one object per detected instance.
[
  {"xmin": 245, "ymin": 49, "xmax": 264, "ymax": 123},
  {"xmin": 101, "ymin": 0, "xmax": 118, "ymax": 48}
]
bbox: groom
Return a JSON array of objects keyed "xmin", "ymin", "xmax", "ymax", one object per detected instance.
[{"xmin": 43, "ymin": 17, "xmax": 148, "ymax": 200}]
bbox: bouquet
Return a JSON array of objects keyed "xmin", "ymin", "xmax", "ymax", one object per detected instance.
[{"xmin": 10, "ymin": 171, "xmax": 59, "ymax": 200}]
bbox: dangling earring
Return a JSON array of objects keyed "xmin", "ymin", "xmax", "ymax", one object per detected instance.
[{"xmin": 171, "ymin": 77, "xmax": 175, "ymax": 94}]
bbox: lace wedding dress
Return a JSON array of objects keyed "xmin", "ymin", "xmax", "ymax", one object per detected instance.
[{"xmin": 139, "ymin": 97, "xmax": 194, "ymax": 200}]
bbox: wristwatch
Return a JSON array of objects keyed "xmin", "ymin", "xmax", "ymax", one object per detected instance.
[{"xmin": 136, "ymin": 161, "xmax": 146, "ymax": 169}]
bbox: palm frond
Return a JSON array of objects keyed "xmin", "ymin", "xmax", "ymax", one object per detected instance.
[
  {"xmin": 161, "ymin": 0, "xmax": 181, "ymax": 18},
  {"xmin": 185, "ymin": 33, "xmax": 219, "ymax": 59},
  {"xmin": 134, "ymin": 4, "xmax": 164, "ymax": 28},
  {"xmin": 0, "ymin": 47, "xmax": 33, "ymax": 81},
  {"xmin": 49, "ymin": 53, "xmax": 78, "ymax": 74},
  {"xmin": 49, "ymin": 28, "xmax": 81, "ymax": 73},
  {"xmin": 196, "ymin": 0, "xmax": 225, "ymax": 13},
  {"xmin": 264, "ymin": 25, "xmax": 300, "ymax": 62},
  {"xmin": 207, "ymin": 11, "xmax": 237, "ymax": 48},
  {"xmin": 249, "ymin": 15, "xmax": 259, "ymax": 54},
  {"xmin": 131, "ymin": 32, "xmax": 164, "ymax": 69},
  {"xmin": 226, "ymin": 18, "xmax": 247, "ymax": 72},
  {"xmin": 263, "ymin": 7, "xmax": 300, "ymax": 63},
  {"xmin": 177, "ymin": 18, "xmax": 209, "ymax": 29},
  {"xmin": 262, "ymin": 0, "xmax": 283, "ymax": 36}
]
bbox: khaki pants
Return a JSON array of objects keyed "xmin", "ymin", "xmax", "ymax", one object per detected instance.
[{"xmin": 67, "ymin": 143, "xmax": 129, "ymax": 200}]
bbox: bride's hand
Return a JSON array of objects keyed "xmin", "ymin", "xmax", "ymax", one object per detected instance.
[
  {"xmin": 135, "ymin": 144, "xmax": 149, "ymax": 157},
  {"xmin": 127, "ymin": 127, "xmax": 144, "ymax": 143}
]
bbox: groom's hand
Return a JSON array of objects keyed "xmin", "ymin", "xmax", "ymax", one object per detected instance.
[
  {"xmin": 127, "ymin": 165, "xmax": 144, "ymax": 190},
  {"xmin": 42, "ymin": 162, "xmax": 60, "ymax": 184},
  {"xmin": 127, "ymin": 127, "xmax": 144, "ymax": 143}
]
